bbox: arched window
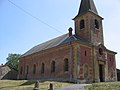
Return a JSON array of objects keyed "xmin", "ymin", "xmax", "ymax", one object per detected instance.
[
  {"xmin": 51, "ymin": 61, "xmax": 55, "ymax": 73},
  {"xmin": 99, "ymin": 48, "xmax": 103, "ymax": 55},
  {"xmin": 84, "ymin": 65, "xmax": 88, "ymax": 78},
  {"xmin": 41, "ymin": 63, "xmax": 44, "ymax": 74},
  {"xmin": 20, "ymin": 66, "xmax": 23, "ymax": 75},
  {"xmin": 64, "ymin": 59, "xmax": 69, "ymax": 72},
  {"xmin": 26, "ymin": 65, "xmax": 29, "ymax": 74},
  {"xmin": 33, "ymin": 64, "xmax": 36, "ymax": 74},
  {"xmin": 80, "ymin": 19, "xmax": 85, "ymax": 29},
  {"xmin": 95, "ymin": 19, "xmax": 99, "ymax": 29}
]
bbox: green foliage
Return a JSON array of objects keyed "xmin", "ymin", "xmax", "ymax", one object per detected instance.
[{"xmin": 6, "ymin": 53, "xmax": 21, "ymax": 70}]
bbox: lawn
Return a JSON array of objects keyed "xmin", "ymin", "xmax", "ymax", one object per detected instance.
[
  {"xmin": 0, "ymin": 80, "xmax": 71, "ymax": 90},
  {"xmin": 0, "ymin": 80, "xmax": 120, "ymax": 90},
  {"xmin": 85, "ymin": 82, "xmax": 120, "ymax": 90}
]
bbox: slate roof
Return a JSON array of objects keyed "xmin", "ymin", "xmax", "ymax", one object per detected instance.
[
  {"xmin": 78, "ymin": 0, "xmax": 98, "ymax": 16},
  {"xmin": 21, "ymin": 0, "xmax": 99, "ymax": 57},
  {"xmin": 22, "ymin": 34, "xmax": 91, "ymax": 57}
]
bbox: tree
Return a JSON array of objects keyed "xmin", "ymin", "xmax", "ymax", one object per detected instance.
[{"xmin": 6, "ymin": 53, "xmax": 21, "ymax": 70}]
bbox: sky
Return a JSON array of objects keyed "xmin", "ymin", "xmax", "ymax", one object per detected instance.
[{"xmin": 0, "ymin": 0, "xmax": 120, "ymax": 69}]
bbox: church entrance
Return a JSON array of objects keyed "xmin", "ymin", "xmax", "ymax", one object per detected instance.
[{"xmin": 99, "ymin": 64, "xmax": 104, "ymax": 82}]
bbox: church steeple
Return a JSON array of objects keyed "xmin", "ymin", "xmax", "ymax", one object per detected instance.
[
  {"xmin": 78, "ymin": 0, "xmax": 98, "ymax": 16},
  {"xmin": 73, "ymin": 0, "xmax": 104, "ymax": 46}
]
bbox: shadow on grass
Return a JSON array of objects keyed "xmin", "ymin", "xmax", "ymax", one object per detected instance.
[
  {"xmin": 19, "ymin": 81, "xmax": 34, "ymax": 86},
  {"xmin": 19, "ymin": 80, "xmax": 45, "ymax": 86}
]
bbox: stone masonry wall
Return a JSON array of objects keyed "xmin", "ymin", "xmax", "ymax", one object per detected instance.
[
  {"xmin": 18, "ymin": 44, "xmax": 72, "ymax": 81},
  {"xmin": 107, "ymin": 53, "xmax": 117, "ymax": 81}
]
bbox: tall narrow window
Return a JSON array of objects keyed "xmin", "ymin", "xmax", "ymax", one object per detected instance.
[
  {"xmin": 85, "ymin": 50, "xmax": 87, "ymax": 56},
  {"xmin": 41, "ymin": 63, "xmax": 44, "ymax": 74},
  {"xmin": 20, "ymin": 66, "xmax": 23, "ymax": 75},
  {"xmin": 26, "ymin": 65, "xmax": 29, "ymax": 74},
  {"xmin": 110, "ymin": 57, "xmax": 112, "ymax": 61},
  {"xmin": 95, "ymin": 19, "xmax": 99, "ymax": 29},
  {"xmin": 51, "ymin": 61, "xmax": 55, "ymax": 73},
  {"xmin": 64, "ymin": 59, "xmax": 69, "ymax": 72},
  {"xmin": 33, "ymin": 64, "xmax": 36, "ymax": 74},
  {"xmin": 99, "ymin": 48, "xmax": 103, "ymax": 55},
  {"xmin": 80, "ymin": 19, "xmax": 85, "ymax": 29}
]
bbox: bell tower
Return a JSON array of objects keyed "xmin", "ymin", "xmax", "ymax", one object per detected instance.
[{"xmin": 73, "ymin": 0, "xmax": 104, "ymax": 46}]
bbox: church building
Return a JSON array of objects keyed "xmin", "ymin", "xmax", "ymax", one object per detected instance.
[{"xmin": 18, "ymin": 0, "xmax": 117, "ymax": 83}]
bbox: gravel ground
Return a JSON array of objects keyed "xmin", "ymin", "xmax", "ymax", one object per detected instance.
[{"xmin": 61, "ymin": 84, "xmax": 91, "ymax": 90}]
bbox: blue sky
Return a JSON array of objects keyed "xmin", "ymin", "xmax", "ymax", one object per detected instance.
[{"xmin": 0, "ymin": 0, "xmax": 120, "ymax": 69}]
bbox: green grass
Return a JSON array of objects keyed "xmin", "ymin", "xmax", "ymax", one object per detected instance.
[
  {"xmin": 85, "ymin": 82, "xmax": 120, "ymax": 90},
  {"xmin": 0, "ymin": 80, "xmax": 72, "ymax": 90},
  {"xmin": 0, "ymin": 80, "xmax": 120, "ymax": 90}
]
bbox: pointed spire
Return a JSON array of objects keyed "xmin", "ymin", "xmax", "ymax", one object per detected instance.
[{"xmin": 78, "ymin": 0, "xmax": 98, "ymax": 16}]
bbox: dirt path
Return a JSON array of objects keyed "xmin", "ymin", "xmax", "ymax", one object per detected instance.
[{"xmin": 61, "ymin": 84, "xmax": 91, "ymax": 90}]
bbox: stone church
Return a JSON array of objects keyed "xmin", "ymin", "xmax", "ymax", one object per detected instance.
[{"xmin": 18, "ymin": 0, "xmax": 117, "ymax": 83}]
